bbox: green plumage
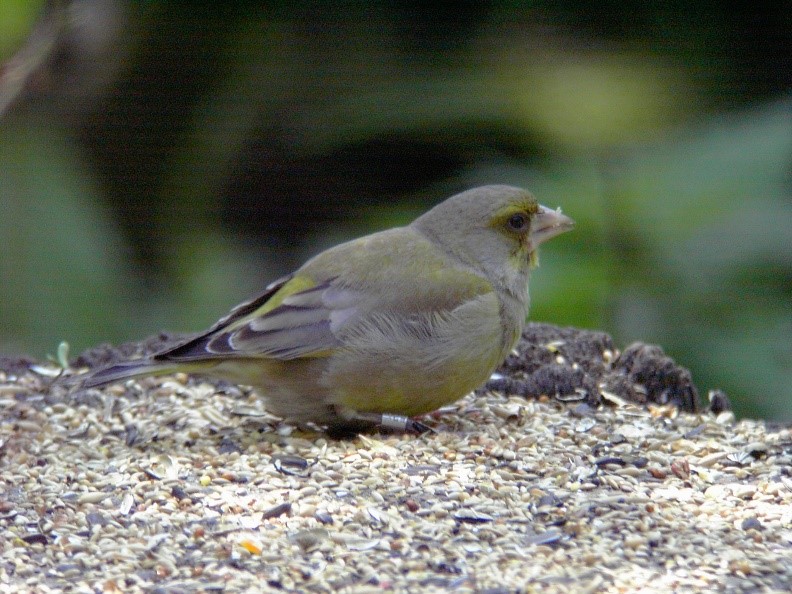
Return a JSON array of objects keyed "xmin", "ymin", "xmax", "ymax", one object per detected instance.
[{"xmin": 77, "ymin": 185, "xmax": 574, "ymax": 432}]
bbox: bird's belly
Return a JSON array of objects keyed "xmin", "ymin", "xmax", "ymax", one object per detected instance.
[
  {"xmin": 332, "ymin": 350, "xmax": 503, "ymax": 416},
  {"xmin": 213, "ymin": 358, "xmax": 340, "ymax": 424},
  {"xmin": 326, "ymin": 303, "xmax": 515, "ymax": 416}
]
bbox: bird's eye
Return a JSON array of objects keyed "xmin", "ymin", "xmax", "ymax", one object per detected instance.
[{"xmin": 506, "ymin": 213, "xmax": 529, "ymax": 232}]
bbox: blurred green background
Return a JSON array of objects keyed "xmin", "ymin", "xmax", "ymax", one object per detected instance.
[{"xmin": 1, "ymin": 1, "xmax": 790, "ymax": 419}]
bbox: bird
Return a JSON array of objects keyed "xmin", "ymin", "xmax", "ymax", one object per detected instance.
[{"xmin": 75, "ymin": 185, "xmax": 574, "ymax": 434}]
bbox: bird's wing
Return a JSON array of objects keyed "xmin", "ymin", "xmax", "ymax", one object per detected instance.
[
  {"xmin": 154, "ymin": 274, "xmax": 346, "ymax": 362},
  {"xmin": 155, "ymin": 230, "xmax": 494, "ymax": 363}
]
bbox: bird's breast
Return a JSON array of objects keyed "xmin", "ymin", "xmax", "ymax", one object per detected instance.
[{"xmin": 325, "ymin": 292, "xmax": 519, "ymax": 416}]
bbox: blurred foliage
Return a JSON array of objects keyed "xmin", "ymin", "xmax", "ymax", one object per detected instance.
[
  {"xmin": 0, "ymin": 0, "xmax": 45, "ymax": 58},
  {"xmin": 1, "ymin": 1, "xmax": 790, "ymax": 419}
]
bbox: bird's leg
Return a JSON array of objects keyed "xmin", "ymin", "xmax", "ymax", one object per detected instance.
[
  {"xmin": 362, "ymin": 412, "xmax": 433, "ymax": 434},
  {"xmin": 328, "ymin": 408, "xmax": 433, "ymax": 436}
]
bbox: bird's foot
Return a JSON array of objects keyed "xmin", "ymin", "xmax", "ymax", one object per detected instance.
[{"xmin": 326, "ymin": 410, "xmax": 434, "ymax": 437}]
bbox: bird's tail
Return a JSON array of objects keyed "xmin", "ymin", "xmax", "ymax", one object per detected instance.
[{"xmin": 69, "ymin": 360, "xmax": 178, "ymax": 389}]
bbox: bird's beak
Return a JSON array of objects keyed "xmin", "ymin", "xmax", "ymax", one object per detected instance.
[{"xmin": 530, "ymin": 205, "xmax": 575, "ymax": 247}]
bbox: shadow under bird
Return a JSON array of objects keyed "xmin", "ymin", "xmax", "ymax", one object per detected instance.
[{"xmin": 75, "ymin": 185, "xmax": 574, "ymax": 433}]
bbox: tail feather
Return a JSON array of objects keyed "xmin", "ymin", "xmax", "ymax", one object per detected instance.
[{"xmin": 76, "ymin": 360, "xmax": 178, "ymax": 389}]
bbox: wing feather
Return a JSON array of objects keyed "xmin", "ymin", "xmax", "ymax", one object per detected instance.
[{"xmin": 154, "ymin": 275, "xmax": 347, "ymax": 362}]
